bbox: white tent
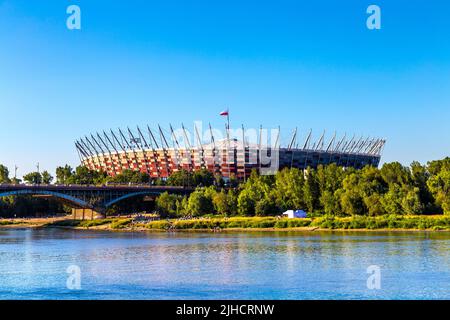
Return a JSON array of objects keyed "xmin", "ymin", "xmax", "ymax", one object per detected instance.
[{"xmin": 282, "ymin": 210, "xmax": 307, "ymax": 218}]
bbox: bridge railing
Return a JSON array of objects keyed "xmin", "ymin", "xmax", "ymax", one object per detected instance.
[{"xmin": 0, "ymin": 183, "xmax": 191, "ymax": 190}]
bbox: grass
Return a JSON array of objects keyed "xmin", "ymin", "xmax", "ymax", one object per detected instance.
[
  {"xmin": 37, "ymin": 214, "xmax": 450, "ymax": 231},
  {"xmin": 46, "ymin": 218, "xmax": 134, "ymax": 229},
  {"xmin": 110, "ymin": 218, "xmax": 133, "ymax": 229},
  {"xmin": 46, "ymin": 218, "xmax": 114, "ymax": 228},
  {"xmin": 0, "ymin": 220, "xmax": 23, "ymax": 226},
  {"xmin": 143, "ymin": 215, "xmax": 450, "ymax": 231},
  {"xmin": 310, "ymin": 215, "xmax": 450, "ymax": 230},
  {"xmin": 144, "ymin": 217, "xmax": 311, "ymax": 230}
]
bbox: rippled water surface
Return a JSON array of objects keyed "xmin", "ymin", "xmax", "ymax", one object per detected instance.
[{"xmin": 0, "ymin": 228, "xmax": 449, "ymax": 299}]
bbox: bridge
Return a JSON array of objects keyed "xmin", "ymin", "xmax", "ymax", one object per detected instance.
[{"xmin": 0, "ymin": 184, "xmax": 194, "ymax": 218}]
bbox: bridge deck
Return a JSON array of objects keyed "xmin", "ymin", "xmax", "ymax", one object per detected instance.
[
  {"xmin": 0, "ymin": 184, "xmax": 193, "ymax": 193},
  {"xmin": 0, "ymin": 184, "xmax": 195, "ymax": 212}
]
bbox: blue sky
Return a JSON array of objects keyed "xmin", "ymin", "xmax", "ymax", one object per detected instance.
[{"xmin": 0, "ymin": 0, "xmax": 449, "ymax": 177}]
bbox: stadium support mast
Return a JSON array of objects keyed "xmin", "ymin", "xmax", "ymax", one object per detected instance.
[
  {"xmin": 138, "ymin": 125, "xmax": 160, "ymax": 178},
  {"xmin": 209, "ymin": 123, "xmax": 220, "ymax": 176},
  {"xmin": 258, "ymin": 125, "xmax": 262, "ymax": 173},
  {"xmin": 119, "ymin": 128, "xmax": 139, "ymax": 169},
  {"xmin": 110, "ymin": 129, "xmax": 132, "ymax": 170},
  {"xmin": 90, "ymin": 134, "xmax": 109, "ymax": 172},
  {"xmin": 195, "ymin": 123, "xmax": 206, "ymax": 170},
  {"xmin": 241, "ymin": 124, "xmax": 246, "ymax": 183},
  {"xmin": 103, "ymin": 131, "xmax": 122, "ymax": 174},
  {"xmin": 157, "ymin": 125, "xmax": 171, "ymax": 176},
  {"xmin": 326, "ymin": 132, "xmax": 336, "ymax": 152},
  {"xmin": 147, "ymin": 126, "xmax": 160, "ymax": 149},
  {"xmin": 81, "ymin": 137, "xmax": 102, "ymax": 171},
  {"xmin": 96, "ymin": 132, "xmax": 117, "ymax": 174},
  {"xmin": 225, "ymin": 112, "xmax": 230, "ymax": 142},
  {"xmin": 158, "ymin": 125, "xmax": 170, "ymax": 149},
  {"xmin": 75, "ymin": 140, "xmax": 89, "ymax": 159},
  {"xmin": 181, "ymin": 124, "xmax": 193, "ymax": 172},
  {"xmin": 128, "ymin": 127, "xmax": 150, "ymax": 175},
  {"xmin": 288, "ymin": 127, "xmax": 297, "ymax": 150},
  {"xmin": 75, "ymin": 142, "xmax": 84, "ymax": 162},
  {"xmin": 170, "ymin": 124, "xmax": 182, "ymax": 171},
  {"xmin": 335, "ymin": 133, "xmax": 346, "ymax": 152},
  {"xmin": 315, "ymin": 130, "xmax": 325, "ymax": 151},
  {"xmin": 303, "ymin": 129, "xmax": 312, "ymax": 150},
  {"xmin": 274, "ymin": 126, "xmax": 280, "ymax": 149},
  {"xmin": 181, "ymin": 124, "xmax": 191, "ymax": 149}
]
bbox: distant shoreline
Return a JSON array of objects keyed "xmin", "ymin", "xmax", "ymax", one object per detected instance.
[{"xmin": 1, "ymin": 215, "xmax": 449, "ymax": 232}]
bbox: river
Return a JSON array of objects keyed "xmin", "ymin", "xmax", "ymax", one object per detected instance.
[{"xmin": 0, "ymin": 228, "xmax": 449, "ymax": 299}]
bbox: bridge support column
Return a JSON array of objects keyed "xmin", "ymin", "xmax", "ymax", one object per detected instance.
[{"xmin": 71, "ymin": 208, "xmax": 104, "ymax": 220}]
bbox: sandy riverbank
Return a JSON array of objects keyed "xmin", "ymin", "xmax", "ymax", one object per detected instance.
[{"xmin": 1, "ymin": 215, "xmax": 449, "ymax": 232}]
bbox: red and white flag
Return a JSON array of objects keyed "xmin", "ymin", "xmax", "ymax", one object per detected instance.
[{"xmin": 219, "ymin": 109, "xmax": 229, "ymax": 116}]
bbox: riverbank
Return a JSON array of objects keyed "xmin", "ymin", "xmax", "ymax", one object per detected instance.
[
  {"xmin": 0, "ymin": 217, "xmax": 67, "ymax": 228},
  {"xmin": 1, "ymin": 215, "xmax": 449, "ymax": 232}
]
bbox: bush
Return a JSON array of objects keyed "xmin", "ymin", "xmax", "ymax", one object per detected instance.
[
  {"xmin": 308, "ymin": 215, "xmax": 450, "ymax": 230},
  {"xmin": 47, "ymin": 219, "xmax": 81, "ymax": 227},
  {"xmin": 78, "ymin": 219, "xmax": 113, "ymax": 228},
  {"xmin": 110, "ymin": 218, "xmax": 133, "ymax": 229},
  {"xmin": 0, "ymin": 220, "xmax": 19, "ymax": 226},
  {"xmin": 146, "ymin": 221, "xmax": 171, "ymax": 230},
  {"xmin": 274, "ymin": 219, "xmax": 312, "ymax": 228}
]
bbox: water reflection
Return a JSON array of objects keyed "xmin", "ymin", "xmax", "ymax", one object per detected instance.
[{"xmin": 0, "ymin": 229, "xmax": 449, "ymax": 299}]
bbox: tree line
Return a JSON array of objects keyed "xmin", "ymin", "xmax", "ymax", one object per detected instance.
[{"xmin": 154, "ymin": 158, "xmax": 450, "ymax": 218}]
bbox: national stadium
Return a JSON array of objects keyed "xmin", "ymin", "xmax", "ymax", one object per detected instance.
[{"xmin": 74, "ymin": 113, "xmax": 385, "ymax": 180}]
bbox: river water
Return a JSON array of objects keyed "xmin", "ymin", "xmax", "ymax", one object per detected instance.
[{"xmin": 0, "ymin": 228, "xmax": 449, "ymax": 299}]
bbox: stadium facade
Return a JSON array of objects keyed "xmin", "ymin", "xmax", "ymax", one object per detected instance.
[{"xmin": 75, "ymin": 123, "xmax": 385, "ymax": 180}]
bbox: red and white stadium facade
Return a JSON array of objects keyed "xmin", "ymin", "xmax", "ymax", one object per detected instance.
[{"xmin": 75, "ymin": 122, "xmax": 385, "ymax": 180}]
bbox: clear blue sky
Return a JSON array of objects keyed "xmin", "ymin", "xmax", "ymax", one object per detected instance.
[{"xmin": 1, "ymin": 0, "xmax": 449, "ymax": 177}]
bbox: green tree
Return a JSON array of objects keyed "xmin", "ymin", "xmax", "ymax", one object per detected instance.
[
  {"xmin": 380, "ymin": 162, "xmax": 411, "ymax": 186},
  {"xmin": 109, "ymin": 169, "xmax": 150, "ymax": 184},
  {"xmin": 427, "ymin": 157, "xmax": 450, "ymax": 176},
  {"xmin": 192, "ymin": 169, "xmax": 215, "ymax": 187},
  {"xmin": 212, "ymin": 189, "xmax": 238, "ymax": 216},
  {"xmin": 167, "ymin": 169, "xmax": 191, "ymax": 186},
  {"xmin": 380, "ymin": 184, "xmax": 404, "ymax": 215},
  {"xmin": 227, "ymin": 189, "xmax": 238, "ymax": 215},
  {"xmin": 273, "ymin": 168, "xmax": 306, "ymax": 210},
  {"xmin": 340, "ymin": 189, "xmax": 365, "ymax": 216},
  {"xmin": 41, "ymin": 171, "xmax": 53, "ymax": 184},
  {"xmin": 11, "ymin": 177, "xmax": 21, "ymax": 184},
  {"xmin": 237, "ymin": 189, "xmax": 256, "ymax": 216},
  {"xmin": 212, "ymin": 189, "xmax": 229, "ymax": 215},
  {"xmin": 0, "ymin": 165, "xmax": 11, "ymax": 183},
  {"xmin": 401, "ymin": 187, "xmax": 424, "ymax": 215},
  {"xmin": 427, "ymin": 169, "xmax": 450, "ymax": 215},
  {"xmin": 363, "ymin": 193, "xmax": 386, "ymax": 216},
  {"xmin": 56, "ymin": 165, "xmax": 73, "ymax": 184},
  {"xmin": 321, "ymin": 190, "xmax": 342, "ymax": 216},
  {"xmin": 237, "ymin": 170, "xmax": 272, "ymax": 216},
  {"xmin": 176, "ymin": 196, "xmax": 189, "ymax": 216},
  {"xmin": 187, "ymin": 188, "xmax": 214, "ymax": 216},
  {"xmin": 303, "ymin": 168, "xmax": 320, "ymax": 213},
  {"xmin": 155, "ymin": 192, "xmax": 178, "ymax": 218},
  {"xmin": 67, "ymin": 166, "xmax": 107, "ymax": 185},
  {"xmin": 255, "ymin": 195, "xmax": 279, "ymax": 216},
  {"xmin": 23, "ymin": 172, "xmax": 42, "ymax": 184}
]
